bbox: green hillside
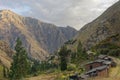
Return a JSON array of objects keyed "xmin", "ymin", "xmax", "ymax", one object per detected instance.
[{"xmin": 92, "ymin": 34, "xmax": 120, "ymax": 58}]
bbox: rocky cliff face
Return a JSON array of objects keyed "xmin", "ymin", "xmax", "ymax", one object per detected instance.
[
  {"xmin": 74, "ymin": 1, "xmax": 120, "ymax": 50},
  {"xmin": 24, "ymin": 18, "xmax": 77, "ymax": 53},
  {"xmin": 0, "ymin": 10, "xmax": 77, "ymax": 60}
]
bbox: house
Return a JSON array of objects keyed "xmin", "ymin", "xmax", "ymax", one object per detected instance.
[
  {"xmin": 85, "ymin": 59, "xmax": 105, "ymax": 71},
  {"xmin": 85, "ymin": 65, "xmax": 109, "ymax": 77},
  {"xmin": 98, "ymin": 55, "xmax": 116, "ymax": 67},
  {"xmin": 84, "ymin": 55, "xmax": 115, "ymax": 78},
  {"xmin": 103, "ymin": 61, "xmax": 112, "ymax": 67}
]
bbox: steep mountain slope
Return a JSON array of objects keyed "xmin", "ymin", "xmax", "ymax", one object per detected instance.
[
  {"xmin": 0, "ymin": 10, "xmax": 48, "ymax": 60},
  {"xmin": 73, "ymin": 1, "xmax": 120, "ymax": 50},
  {"xmin": 0, "ymin": 10, "xmax": 77, "ymax": 60},
  {"xmin": 24, "ymin": 17, "xmax": 77, "ymax": 53},
  {"xmin": 0, "ymin": 41, "xmax": 14, "ymax": 68}
]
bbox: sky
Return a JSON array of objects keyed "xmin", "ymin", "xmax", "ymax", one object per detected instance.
[{"xmin": 0, "ymin": 0, "xmax": 119, "ymax": 30}]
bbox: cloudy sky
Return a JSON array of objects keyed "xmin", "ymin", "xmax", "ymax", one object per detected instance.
[{"xmin": 0, "ymin": 0, "xmax": 119, "ymax": 30}]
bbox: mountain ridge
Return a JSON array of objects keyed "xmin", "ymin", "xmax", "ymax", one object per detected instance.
[
  {"xmin": 68, "ymin": 1, "xmax": 120, "ymax": 51},
  {"xmin": 0, "ymin": 10, "xmax": 77, "ymax": 60}
]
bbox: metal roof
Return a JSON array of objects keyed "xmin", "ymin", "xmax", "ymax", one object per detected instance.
[
  {"xmin": 98, "ymin": 55, "xmax": 107, "ymax": 59},
  {"xmin": 85, "ymin": 59, "xmax": 105, "ymax": 65},
  {"xmin": 86, "ymin": 65, "xmax": 108, "ymax": 74},
  {"xmin": 95, "ymin": 59, "xmax": 106, "ymax": 63},
  {"xmin": 103, "ymin": 61, "xmax": 112, "ymax": 65}
]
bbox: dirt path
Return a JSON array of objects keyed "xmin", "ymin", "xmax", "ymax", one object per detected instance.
[{"xmin": 26, "ymin": 74, "xmax": 57, "ymax": 80}]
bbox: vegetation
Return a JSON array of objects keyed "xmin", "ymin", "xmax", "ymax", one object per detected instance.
[
  {"xmin": 71, "ymin": 41, "xmax": 88, "ymax": 64},
  {"xmin": 77, "ymin": 41, "xmax": 87, "ymax": 60},
  {"xmin": 67, "ymin": 64, "xmax": 76, "ymax": 71},
  {"xmin": 0, "ymin": 65, "xmax": 7, "ymax": 80},
  {"xmin": 58, "ymin": 46, "xmax": 71, "ymax": 71},
  {"xmin": 9, "ymin": 38, "xmax": 31, "ymax": 80},
  {"xmin": 25, "ymin": 34, "xmax": 120, "ymax": 79},
  {"xmin": 65, "ymin": 39, "xmax": 77, "ymax": 44},
  {"xmin": 2, "ymin": 36, "xmax": 119, "ymax": 80},
  {"xmin": 0, "ymin": 39, "xmax": 89, "ymax": 80},
  {"xmin": 30, "ymin": 59, "xmax": 58, "ymax": 76},
  {"xmin": 55, "ymin": 40, "xmax": 88, "ymax": 77},
  {"xmin": 92, "ymin": 34, "xmax": 120, "ymax": 58},
  {"xmin": 3, "ymin": 66, "xmax": 9, "ymax": 78}
]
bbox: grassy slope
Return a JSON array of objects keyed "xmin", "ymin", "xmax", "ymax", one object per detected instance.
[{"xmin": 0, "ymin": 65, "xmax": 7, "ymax": 80}]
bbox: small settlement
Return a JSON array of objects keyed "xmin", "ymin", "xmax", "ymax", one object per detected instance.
[{"xmin": 69, "ymin": 55, "xmax": 116, "ymax": 80}]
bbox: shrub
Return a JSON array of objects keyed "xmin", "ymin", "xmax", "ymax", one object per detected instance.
[{"xmin": 67, "ymin": 64, "xmax": 76, "ymax": 71}]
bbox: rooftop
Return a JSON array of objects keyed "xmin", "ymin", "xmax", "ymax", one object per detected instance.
[
  {"xmin": 86, "ymin": 65, "xmax": 108, "ymax": 74},
  {"xmin": 103, "ymin": 61, "xmax": 112, "ymax": 65},
  {"xmin": 98, "ymin": 55, "xmax": 107, "ymax": 59},
  {"xmin": 85, "ymin": 59, "xmax": 106, "ymax": 65}
]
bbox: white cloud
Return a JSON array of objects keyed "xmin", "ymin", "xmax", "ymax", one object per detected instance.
[{"xmin": 0, "ymin": 0, "xmax": 119, "ymax": 30}]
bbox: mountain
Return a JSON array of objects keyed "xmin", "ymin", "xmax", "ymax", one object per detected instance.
[
  {"xmin": 0, "ymin": 10, "xmax": 77, "ymax": 60},
  {"xmin": 0, "ymin": 40, "xmax": 14, "ymax": 68},
  {"xmin": 72, "ymin": 1, "xmax": 120, "ymax": 50}
]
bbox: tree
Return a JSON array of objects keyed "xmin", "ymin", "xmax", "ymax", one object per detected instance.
[
  {"xmin": 77, "ymin": 41, "xmax": 83, "ymax": 57},
  {"xmin": 58, "ymin": 46, "xmax": 70, "ymax": 71},
  {"xmin": 31, "ymin": 60, "xmax": 40, "ymax": 76},
  {"xmin": 9, "ymin": 38, "xmax": 30, "ymax": 80},
  {"xmin": 3, "ymin": 66, "xmax": 7, "ymax": 78},
  {"xmin": 77, "ymin": 41, "xmax": 88, "ymax": 59}
]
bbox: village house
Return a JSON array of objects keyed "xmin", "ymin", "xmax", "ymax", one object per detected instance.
[
  {"xmin": 69, "ymin": 55, "xmax": 116, "ymax": 80},
  {"xmin": 84, "ymin": 55, "xmax": 115, "ymax": 78},
  {"xmin": 85, "ymin": 59, "xmax": 105, "ymax": 71},
  {"xmin": 98, "ymin": 55, "xmax": 116, "ymax": 67},
  {"xmin": 85, "ymin": 65, "xmax": 109, "ymax": 77}
]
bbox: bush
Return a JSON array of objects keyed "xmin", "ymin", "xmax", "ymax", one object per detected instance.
[
  {"xmin": 99, "ymin": 49, "xmax": 109, "ymax": 55},
  {"xmin": 67, "ymin": 64, "xmax": 76, "ymax": 71},
  {"xmin": 108, "ymin": 49, "xmax": 120, "ymax": 57}
]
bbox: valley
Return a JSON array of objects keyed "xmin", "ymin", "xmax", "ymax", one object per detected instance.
[{"xmin": 0, "ymin": 0, "xmax": 120, "ymax": 80}]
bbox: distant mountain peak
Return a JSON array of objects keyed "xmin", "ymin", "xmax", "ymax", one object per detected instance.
[
  {"xmin": 0, "ymin": 9, "xmax": 17, "ymax": 16},
  {"xmin": 0, "ymin": 9, "xmax": 22, "ymax": 21},
  {"xmin": 0, "ymin": 9, "xmax": 13, "ymax": 13}
]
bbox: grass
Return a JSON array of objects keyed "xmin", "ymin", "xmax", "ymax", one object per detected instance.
[
  {"xmin": 0, "ymin": 65, "xmax": 8, "ymax": 80},
  {"xmin": 26, "ymin": 70, "xmax": 79, "ymax": 80},
  {"xmin": 0, "ymin": 65, "xmax": 3, "ymax": 79}
]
